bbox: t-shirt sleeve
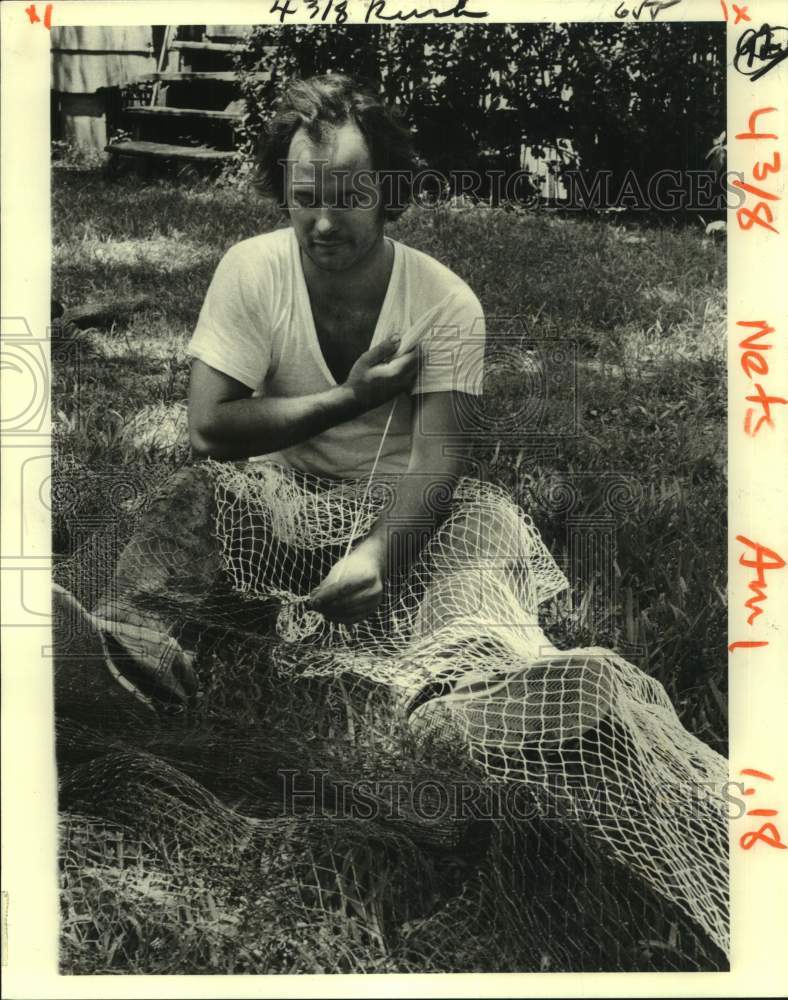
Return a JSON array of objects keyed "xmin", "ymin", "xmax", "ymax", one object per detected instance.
[
  {"xmin": 187, "ymin": 242, "xmax": 272, "ymax": 390},
  {"xmin": 410, "ymin": 285, "xmax": 485, "ymax": 396}
]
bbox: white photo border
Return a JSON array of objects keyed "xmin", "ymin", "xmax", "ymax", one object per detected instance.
[{"xmin": 2, "ymin": 0, "xmax": 786, "ymax": 996}]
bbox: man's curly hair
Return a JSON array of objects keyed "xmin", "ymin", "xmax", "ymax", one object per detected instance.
[{"xmin": 256, "ymin": 73, "xmax": 421, "ymax": 221}]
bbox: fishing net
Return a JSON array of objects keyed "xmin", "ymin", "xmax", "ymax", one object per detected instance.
[{"xmin": 52, "ymin": 458, "xmax": 729, "ymax": 974}]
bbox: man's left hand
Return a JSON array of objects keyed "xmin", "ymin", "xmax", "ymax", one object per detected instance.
[{"xmin": 307, "ymin": 541, "xmax": 386, "ymax": 625}]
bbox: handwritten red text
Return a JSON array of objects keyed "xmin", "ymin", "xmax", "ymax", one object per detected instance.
[
  {"xmin": 729, "ymin": 536, "xmax": 786, "ymax": 651},
  {"xmin": 734, "ymin": 107, "xmax": 781, "ymax": 234},
  {"xmin": 739, "ymin": 769, "xmax": 786, "ymax": 851},
  {"xmin": 25, "ymin": 3, "xmax": 52, "ymax": 29},
  {"xmin": 737, "ymin": 320, "xmax": 786, "ymax": 435}
]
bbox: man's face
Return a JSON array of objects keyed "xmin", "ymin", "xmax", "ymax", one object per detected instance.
[{"xmin": 285, "ymin": 121, "xmax": 385, "ymax": 273}]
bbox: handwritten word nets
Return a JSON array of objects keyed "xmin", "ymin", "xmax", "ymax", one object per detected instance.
[{"xmin": 53, "ymin": 459, "xmax": 729, "ymax": 973}]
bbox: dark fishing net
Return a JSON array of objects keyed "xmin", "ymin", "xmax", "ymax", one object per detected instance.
[{"xmin": 52, "ymin": 458, "xmax": 728, "ymax": 974}]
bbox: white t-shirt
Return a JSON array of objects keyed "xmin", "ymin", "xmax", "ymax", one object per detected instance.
[{"xmin": 187, "ymin": 226, "xmax": 485, "ymax": 479}]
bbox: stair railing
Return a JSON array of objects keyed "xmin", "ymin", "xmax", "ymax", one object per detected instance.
[{"xmin": 150, "ymin": 24, "xmax": 173, "ymax": 108}]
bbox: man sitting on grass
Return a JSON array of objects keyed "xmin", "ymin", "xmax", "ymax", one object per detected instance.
[
  {"xmin": 89, "ymin": 72, "xmax": 565, "ymax": 705},
  {"xmin": 55, "ymin": 81, "xmax": 731, "ymax": 958},
  {"xmin": 187, "ymin": 73, "xmax": 486, "ymax": 628}
]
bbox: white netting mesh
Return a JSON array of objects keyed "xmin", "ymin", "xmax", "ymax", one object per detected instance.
[
  {"xmin": 52, "ymin": 459, "xmax": 729, "ymax": 973},
  {"xmin": 215, "ymin": 461, "xmax": 568, "ymax": 666}
]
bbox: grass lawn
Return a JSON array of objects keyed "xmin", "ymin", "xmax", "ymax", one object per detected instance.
[{"xmin": 52, "ymin": 168, "xmax": 727, "ymax": 751}]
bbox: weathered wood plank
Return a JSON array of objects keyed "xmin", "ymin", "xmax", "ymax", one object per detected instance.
[
  {"xmin": 170, "ymin": 40, "xmax": 246, "ymax": 54},
  {"xmin": 105, "ymin": 140, "xmax": 236, "ymax": 161},
  {"xmin": 124, "ymin": 107, "xmax": 242, "ymax": 121},
  {"xmin": 137, "ymin": 71, "xmax": 268, "ymax": 82}
]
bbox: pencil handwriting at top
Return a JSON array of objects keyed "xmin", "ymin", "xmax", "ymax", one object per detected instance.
[
  {"xmin": 364, "ymin": 0, "xmax": 488, "ymax": 23},
  {"xmin": 734, "ymin": 24, "xmax": 788, "ymax": 81},
  {"xmin": 614, "ymin": 0, "xmax": 683, "ymax": 20}
]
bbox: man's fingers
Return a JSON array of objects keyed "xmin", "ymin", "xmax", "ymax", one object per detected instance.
[
  {"xmin": 308, "ymin": 580, "xmax": 382, "ymax": 616},
  {"xmin": 318, "ymin": 596, "xmax": 383, "ymax": 625},
  {"xmin": 376, "ymin": 349, "xmax": 418, "ymax": 377},
  {"xmin": 310, "ymin": 586, "xmax": 378, "ymax": 613},
  {"xmin": 364, "ymin": 334, "xmax": 401, "ymax": 365},
  {"xmin": 308, "ymin": 576, "xmax": 372, "ymax": 609}
]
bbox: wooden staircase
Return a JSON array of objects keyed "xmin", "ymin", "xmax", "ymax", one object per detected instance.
[{"xmin": 106, "ymin": 26, "xmax": 269, "ymax": 175}]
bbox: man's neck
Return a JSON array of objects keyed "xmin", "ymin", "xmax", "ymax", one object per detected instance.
[{"xmin": 301, "ymin": 234, "xmax": 393, "ymax": 306}]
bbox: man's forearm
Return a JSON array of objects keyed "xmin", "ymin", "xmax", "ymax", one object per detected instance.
[
  {"xmin": 360, "ymin": 458, "xmax": 467, "ymax": 579},
  {"xmin": 191, "ymin": 385, "xmax": 364, "ymax": 460}
]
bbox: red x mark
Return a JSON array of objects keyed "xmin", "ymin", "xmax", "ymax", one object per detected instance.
[
  {"xmin": 733, "ymin": 3, "xmax": 751, "ymax": 22},
  {"xmin": 25, "ymin": 3, "xmax": 53, "ymax": 29}
]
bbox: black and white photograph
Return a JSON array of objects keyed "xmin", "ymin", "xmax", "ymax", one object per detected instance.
[
  {"xmin": 51, "ymin": 11, "xmax": 729, "ymax": 976},
  {"xmin": 3, "ymin": 0, "xmax": 787, "ymax": 991}
]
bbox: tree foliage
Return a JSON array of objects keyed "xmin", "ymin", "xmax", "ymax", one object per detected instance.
[{"xmin": 236, "ymin": 22, "xmax": 725, "ymax": 206}]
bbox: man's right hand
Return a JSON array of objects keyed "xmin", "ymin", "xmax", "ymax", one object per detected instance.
[{"xmin": 344, "ymin": 335, "xmax": 419, "ymax": 409}]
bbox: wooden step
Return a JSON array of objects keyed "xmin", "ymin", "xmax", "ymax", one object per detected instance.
[
  {"xmin": 138, "ymin": 71, "xmax": 267, "ymax": 82},
  {"xmin": 170, "ymin": 40, "xmax": 246, "ymax": 54},
  {"xmin": 124, "ymin": 106, "xmax": 242, "ymax": 121},
  {"xmin": 106, "ymin": 140, "xmax": 236, "ymax": 162},
  {"xmin": 204, "ymin": 26, "xmax": 253, "ymax": 39}
]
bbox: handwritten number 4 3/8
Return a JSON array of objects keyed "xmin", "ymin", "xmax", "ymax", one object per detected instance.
[{"xmin": 271, "ymin": 0, "xmax": 349, "ymax": 23}]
